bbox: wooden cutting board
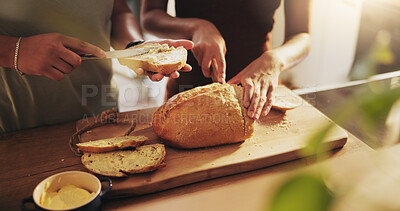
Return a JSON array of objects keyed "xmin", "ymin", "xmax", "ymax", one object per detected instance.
[{"xmin": 76, "ymin": 86, "xmax": 347, "ymax": 198}]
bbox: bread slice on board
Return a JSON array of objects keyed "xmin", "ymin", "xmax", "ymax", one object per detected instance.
[
  {"xmin": 118, "ymin": 43, "xmax": 187, "ymax": 75},
  {"xmin": 76, "ymin": 135, "xmax": 148, "ymax": 153},
  {"xmin": 152, "ymin": 83, "xmax": 255, "ymax": 149},
  {"xmin": 81, "ymin": 144, "xmax": 166, "ymax": 177},
  {"xmin": 271, "ymin": 86, "xmax": 303, "ymax": 111}
]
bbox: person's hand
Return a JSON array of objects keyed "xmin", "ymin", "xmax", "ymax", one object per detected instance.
[
  {"xmin": 135, "ymin": 39, "xmax": 194, "ymax": 82},
  {"xmin": 228, "ymin": 52, "xmax": 283, "ymax": 119},
  {"xmin": 18, "ymin": 33, "xmax": 106, "ymax": 81},
  {"xmin": 191, "ymin": 20, "xmax": 226, "ymax": 83}
]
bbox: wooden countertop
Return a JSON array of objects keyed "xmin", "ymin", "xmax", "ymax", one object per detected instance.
[
  {"xmin": 103, "ymin": 137, "xmax": 400, "ymax": 211},
  {"xmin": 0, "ymin": 116, "xmax": 372, "ymax": 210}
]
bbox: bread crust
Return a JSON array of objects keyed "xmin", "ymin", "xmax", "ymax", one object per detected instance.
[
  {"xmin": 152, "ymin": 83, "xmax": 254, "ymax": 149},
  {"xmin": 232, "ymin": 85, "xmax": 255, "ymax": 140}
]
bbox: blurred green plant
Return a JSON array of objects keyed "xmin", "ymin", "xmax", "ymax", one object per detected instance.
[
  {"xmin": 269, "ymin": 174, "xmax": 333, "ymax": 211},
  {"xmin": 268, "ymin": 83, "xmax": 400, "ymax": 210},
  {"xmin": 350, "ymin": 30, "xmax": 395, "ymax": 80}
]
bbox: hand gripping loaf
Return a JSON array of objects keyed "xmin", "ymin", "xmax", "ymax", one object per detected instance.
[
  {"xmin": 118, "ymin": 43, "xmax": 187, "ymax": 75},
  {"xmin": 81, "ymin": 144, "xmax": 166, "ymax": 177},
  {"xmin": 152, "ymin": 83, "xmax": 255, "ymax": 149}
]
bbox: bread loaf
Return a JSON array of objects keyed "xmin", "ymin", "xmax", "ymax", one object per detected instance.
[
  {"xmin": 118, "ymin": 43, "xmax": 187, "ymax": 75},
  {"xmin": 76, "ymin": 136, "xmax": 148, "ymax": 153},
  {"xmin": 81, "ymin": 144, "xmax": 166, "ymax": 177},
  {"xmin": 152, "ymin": 83, "xmax": 255, "ymax": 149}
]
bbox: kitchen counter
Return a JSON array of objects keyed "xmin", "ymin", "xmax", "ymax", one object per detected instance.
[
  {"xmin": 298, "ymin": 70, "xmax": 400, "ymax": 148},
  {"xmin": 0, "ymin": 119, "xmax": 371, "ymax": 211},
  {"xmin": 2, "ymin": 71, "xmax": 399, "ymax": 210}
]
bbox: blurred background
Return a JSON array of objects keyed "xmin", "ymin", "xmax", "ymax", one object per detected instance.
[{"xmin": 114, "ymin": 0, "xmax": 400, "ymax": 112}]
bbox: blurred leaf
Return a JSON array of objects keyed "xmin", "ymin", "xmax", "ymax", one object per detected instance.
[
  {"xmin": 372, "ymin": 46, "xmax": 395, "ymax": 65},
  {"xmin": 357, "ymin": 87, "xmax": 400, "ymax": 130},
  {"xmin": 371, "ymin": 30, "xmax": 395, "ymax": 65},
  {"xmin": 269, "ymin": 174, "xmax": 333, "ymax": 211}
]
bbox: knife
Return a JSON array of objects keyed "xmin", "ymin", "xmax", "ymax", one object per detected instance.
[{"xmin": 81, "ymin": 46, "xmax": 159, "ymax": 60}]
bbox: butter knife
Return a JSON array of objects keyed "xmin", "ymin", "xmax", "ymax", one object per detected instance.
[{"xmin": 81, "ymin": 46, "xmax": 159, "ymax": 60}]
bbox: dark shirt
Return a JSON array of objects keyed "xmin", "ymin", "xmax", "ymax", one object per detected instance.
[{"xmin": 174, "ymin": 0, "xmax": 281, "ymax": 88}]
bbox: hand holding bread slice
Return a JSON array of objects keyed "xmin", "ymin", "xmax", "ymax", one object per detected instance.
[{"xmin": 118, "ymin": 40, "xmax": 193, "ymax": 81}]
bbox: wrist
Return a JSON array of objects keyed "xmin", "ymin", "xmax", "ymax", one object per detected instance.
[
  {"xmin": 14, "ymin": 37, "xmax": 24, "ymax": 76},
  {"xmin": 262, "ymin": 51, "xmax": 285, "ymax": 73},
  {"xmin": 189, "ymin": 19, "xmax": 215, "ymax": 39},
  {"xmin": 0, "ymin": 36, "xmax": 19, "ymax": 69}
]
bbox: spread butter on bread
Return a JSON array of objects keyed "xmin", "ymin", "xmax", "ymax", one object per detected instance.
[
  {"xmin": 118, "ymin": 43, "xmax": 187, "ymax": 75},
  {"xmin": 81, "ymin": 144, "xmax": 166, "ymax": 177},
  {"xmin": 152, "ymin": 83, "xmax": 255, "ymax": 149}
]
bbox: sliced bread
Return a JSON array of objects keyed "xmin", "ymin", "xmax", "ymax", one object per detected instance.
[
  {"xmin": 76, "ymin": 135, "xmax": 148, "ymax": 153},
  {"xmin": 118, "ymin": 43, "xmax": 187, "ymax": 75},
  {"xmin": 81, "ymin": 144, "xmax": 166, "ymax": 177}
]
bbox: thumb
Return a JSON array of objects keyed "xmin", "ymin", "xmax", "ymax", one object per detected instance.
[{"xmin": 62, "ymin": 36, "xmax": 105, "ymax": 58}]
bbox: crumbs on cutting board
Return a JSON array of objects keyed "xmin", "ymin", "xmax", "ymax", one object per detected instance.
[{"xmin": 265, "ymin": 115, "xmax": 295, "ymax": 134}]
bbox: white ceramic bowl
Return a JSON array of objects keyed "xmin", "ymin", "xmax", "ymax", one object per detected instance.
[{"xmin": 21, "ymin": 171, "xmax": 112, "ymax": 211}]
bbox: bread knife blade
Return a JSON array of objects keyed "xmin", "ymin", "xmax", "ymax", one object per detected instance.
[{"xmin": 81, "ymin": 46, "xmax": 159, "ymax": 60}]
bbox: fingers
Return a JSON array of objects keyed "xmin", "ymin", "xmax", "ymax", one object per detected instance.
[
  {"xmin": 60, "ymin": 48, "xmax": 82, "ymax": 69},
  {"xmin": 201, "ymin": 57, "xmax": 212, "ymax": 78},
  {"xmin": 242, "ymin": 79, "xmax": 254, "ymax": 109},
  {"xmin": 135, "ymin": 68, "xmax": 145, "ymax": 75},
  {"xmin": 211, "ymin": 58, "xmax": 226, "ymax": 83},
  {"xmin": 210, "ymin": 60, "xmax": 217, "ymax": 82},
  {"xmin": 53, "ymin": 58, "xmax": 73, "ymax": 74},
  {"xmin": 62, "ymin": 36, "xmax": 105, "ymax": 58},
  {"xmin": 262, "ymin": 86, "xmax": 273, "ymax": 116},
  {"xmin": 244, "ymin": 82, "xmax": 274, "ymax": 119},
  {"xmin": 216, "ymin": 56, "xmax": 226, "ymax": 83},
  {"xmin": 252, "ymin": 82, "xmax": 269, "ymax": 119},
  {"xmin": 45, "ymin": 67, "xmax": 65, "ymax": 81},
  {"xmin": 170, "ymin": 71, "xmax": 180, "ymax": 79},
  {"xmin": 192, "ymin": 47, "xmax": 204, "ymax": 67},
  {"xmin": 181, "ymin": 64, "xmax": 192, "ymax": 72},
  {"xmin": 145, "ymin": 71, "xmax": 164, "ymax": 82},
  {"xmin": 247, "ymin": 85, "xmax": 261, "ymax": 119}
]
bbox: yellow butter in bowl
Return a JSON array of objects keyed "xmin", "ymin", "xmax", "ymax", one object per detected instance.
[{"xmin": 40, "ymin": 185, "xmax": 95, "ymax": 209}]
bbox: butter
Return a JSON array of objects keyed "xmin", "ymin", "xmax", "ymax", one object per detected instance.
[{"xmin": 40, "ymin": 185, "xmax": 95, "ymax": 209}]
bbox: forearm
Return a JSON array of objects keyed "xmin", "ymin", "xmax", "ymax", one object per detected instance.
[
  {"xmin": 141, "ymin": 5, "xmax": 202, "ymax": 39},
  {"xmin": 0, "ymin": 35, "xmax": 19, "ymax": 69},
  {"xmin": 272, "ymin": 0, "xmax": 311, "ymax": 72},
  {"xmin": 111, "ymin": 0, "xmax": 144, "ymax": 50},
  {"xmin": 266, "ymin": 33, "xmax": 311, "ymax": 73}
]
